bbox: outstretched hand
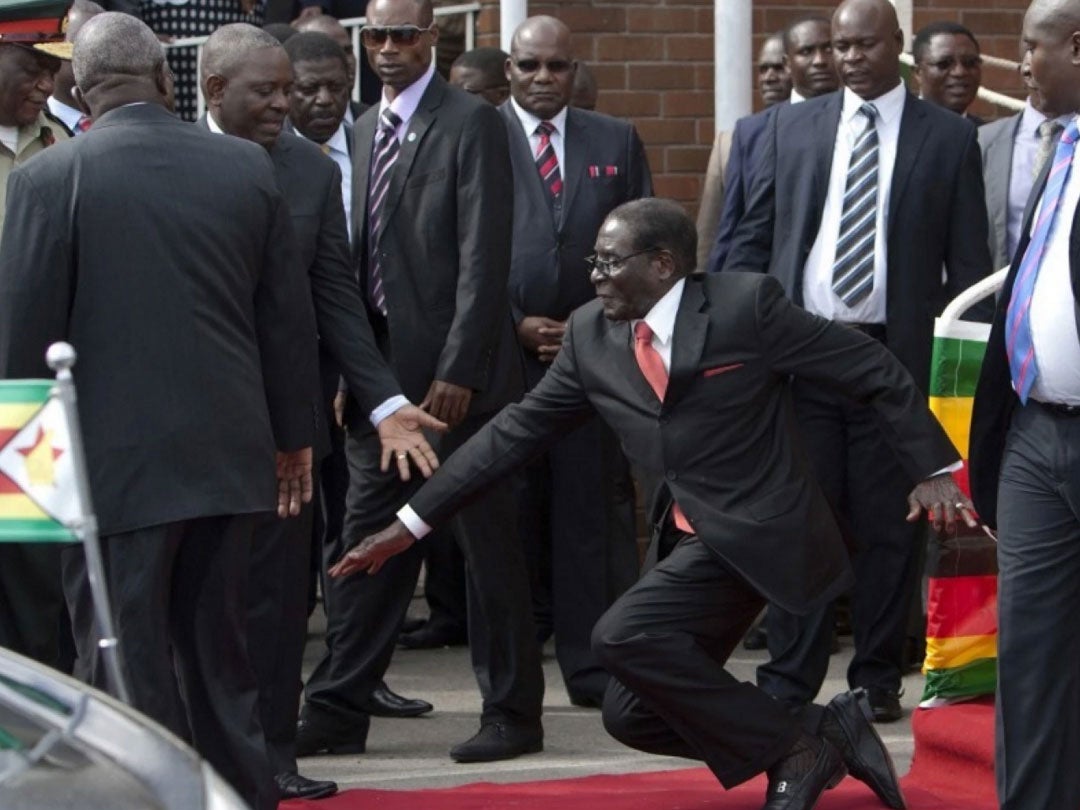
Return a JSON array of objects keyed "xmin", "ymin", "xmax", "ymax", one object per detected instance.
[
  {"xmin": 376, "ymin": 404, "xmax": 447, "ymax": 481},
  {"xmin": 276, "ymin": 447, "xmax": 314, "ymax": 518},
  {"xmin": 906, "ymin": 473, "xmax": 978, "ymax": 533},
  {"xmin": 329, "ymin": 519, "xmax": 416, "ymax": 578}
]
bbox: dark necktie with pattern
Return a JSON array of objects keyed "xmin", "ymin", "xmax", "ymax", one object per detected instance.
[
  {"xmin": 832, "ymin": 103, "xmax": 880, "ymax": 308},
  {"xmin": 534, "ymin": 121, "xmax": 563, "ymax": 207},
  {"xmin": 367, "ymin": 108, "xmax": 403, "ymax": 315}
]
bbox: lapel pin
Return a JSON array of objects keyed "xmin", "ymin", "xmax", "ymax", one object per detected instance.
[{"xmin": 407, "ymin": 131, "xmax": 417, "ymax": 143}]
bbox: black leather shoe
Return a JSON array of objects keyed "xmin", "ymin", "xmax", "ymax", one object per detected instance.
[
  {"xmin": 398, "ymin": 621, "xmax": 467, "ymax": 649},
  {"xmin": 865, "ymin": 688, "xmax": 903, "ymax": 723},
  {"xmin": 358, "ymin": 682, "xmax": 433, "ymax": 717},
  {"xmin": 275, "ymin": 771, "xmax": 338, "ymax": 800},
  {"xmin": 295, "ymin": 702, "xmax": 370, "ymax": 757},
  {"xmin": 763, "ymin": 736, "xmax": 846, "ymax": 810},
  {"xmin": 568, "ymin": 692, "xmax": 603, "ymax": 709},
  {"xmin": 449, "ymin": 722, "xmax": 543, "ymax": 763},
  {"xmin": 822, "ymin": 690, "xmax": 907, "ymax": 809},
  {"xmin": 401, "ymin": 617, "xmax": 425, "ymax": 634}
]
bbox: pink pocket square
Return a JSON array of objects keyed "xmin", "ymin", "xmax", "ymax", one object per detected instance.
[
  {"xmin": 588, "ymin": 165, "xmax": 619, "ymax": 178},
  {"xmin": 703, "ymin": 363, "xmax": 745, "ymax": 377}
]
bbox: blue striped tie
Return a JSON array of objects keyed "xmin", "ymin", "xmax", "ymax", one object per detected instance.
[
  {"xmin": 367, "ymin": 109, "xmax": 402, "ymax": 315},
  {"xmin": 1006, "ymin": 118, "xmax": 1079, "ymax": 404},
  {"xmin": 832, "ymin": 103, "xmax": 880, "ymax": 307}
]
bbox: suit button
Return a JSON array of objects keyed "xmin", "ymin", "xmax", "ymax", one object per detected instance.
[{"xmin": 666, "ymin": 470, "xmax": 677, "ymax": 481}]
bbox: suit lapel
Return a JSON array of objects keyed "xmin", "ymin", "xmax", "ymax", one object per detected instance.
[
  {"xmin": 560, "ymin": 108, "xmax": 586, "ymax": 225},
  {"xmin": 606, "ymin": 319, "xmax": 661, "ymax": 406},
  {"xmin": 810, "ymin": 94, "xmax": 842, "ymax": 218},
  {"xmin": 985, "ymin": 116, "xmax": 1019, "ymax": 267},
  {"xmin": 353, "ymin": 108, "xmax": 377, "ymax": 241},
  {"xmin": 888, "ymin": 94, "xmax": 930, "ymax": 239},
  {"xmin": 501, "ymin": 103, "xmax": 557, "ymax": 229},
  {"xmin": 665, "ymin": 278, "xmax": 709, "ymax": 409}
]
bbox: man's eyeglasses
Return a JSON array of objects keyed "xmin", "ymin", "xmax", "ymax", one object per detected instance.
[
  {"xmin": 360, "ymin": 25, "xmax": 434, "ymax": 48},
  {"xmin": 924, "ymin": 55, "xmax": 982, "ymax": 71},
  {"xmin": 512, "ymin": 58, "xmax": 574, "ymax": 75},
  {"xmin": 585, "ymin": 248, "xmax": 657, "ymax": 278}
]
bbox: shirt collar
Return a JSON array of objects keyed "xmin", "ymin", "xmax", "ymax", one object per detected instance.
[
  {"xmin": 378, "ymin": 62, "xmax": 436, "ymax": 127},
  {"xmin": 322, "ymin": 122, "xmax": 349, "ymax": 155},
  {"xmin": 841, "ymin": 80, "xmax": 906, "ymax": 126},
  {"xmin": 637, "ymin": 278, "xmax": 687, "ymax": 347},
  {"xmin": 789, "ymin": 88, "xmax": 806, "ymax": 104},
  {"xmin": 206, "ymin": 111, "xmax": 225, "ymax": 135},
  {"xmin": 509, "ymin": 96, "xmax": 569, "ymax": 139},
  {"xmin": 47, "ymin": 97, "xmax": 82, "ymax": 131},
  {"xmin": 1019, "ymin": 97, "xmax": 1073, "ymax": 140}
]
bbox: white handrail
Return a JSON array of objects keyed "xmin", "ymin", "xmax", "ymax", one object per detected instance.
[{"xmin": 938, "ymin": 267, "xmax": 1008, "ymax": 328}]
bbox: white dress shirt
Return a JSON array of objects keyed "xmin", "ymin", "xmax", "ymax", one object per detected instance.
[
  {"xmin": 802, "ymin": 81, "xmax": 907, "ymax": 324},
  {"xmin": 1028, "ymin": 113, "xmax": 1080, "ymax": 406},
  {"xmin": 377, "ymin": 62, "xmax": 436, "ymax": 141},
  {"xmin": 509, "ymin": 97, "xmax": 568, "ymax": 172},
  {"xmin": 47, "ymin": 97, "xmax": 83, "ymax": 134}
]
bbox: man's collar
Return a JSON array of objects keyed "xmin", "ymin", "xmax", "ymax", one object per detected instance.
[
  {"xmin": 509, "ymin": 96, "xmax": 568, "ymax": 137},
  {"xmin": 842, "ymin": 80, "xmax": 905, "ymax": 124},
  {"xmin": 47, "ymin": 96, "xmax": 81, "ymax": 131},
  {"xmin": 790, "ymin": 88, "xmax": 806, "ymax": 104},
  {"xmin": 207, "ymin": 111, "xmax": 225, "ymax": 134},
  {"xmin": 638, "ymin": 278, "xmax": 687, "ymax": 346},
  {"xmin": 323, "ymin": 121, "xmax": 348, "ymax": 154},
  {"xmin": 378, "ymin": 62, "xmax": 436, "ymax": 124}
]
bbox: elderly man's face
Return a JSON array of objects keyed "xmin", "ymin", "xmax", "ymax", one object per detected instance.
[
  {"xmin": 290, "ymin": 56, "xmax": 350, "ymax": 143},
  {"xmin": 590, "ymin": 217, "xmax": 667, "ymax": 322},
  {"xmin": 915, "ymin": 33, "xmax": 982, "ymax": 114},
  {"xmin": 507, "ymin": 24, "xmax": 575, "ymax": 120},
  {"xmin": 209, "ymin": 46, "xmax": 292, "ymax": 150},
  {"xmin": 0, "ymin": 45, "xmax": 60, "ymax": 127}
]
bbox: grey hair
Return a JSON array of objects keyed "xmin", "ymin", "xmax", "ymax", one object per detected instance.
[
  {"xmin": 202, "ymin": 23, "xmax": 283, "ymax": 81},
  {"xmin": 73, "ymin": 12, "xmax": 166, "ymax": 93}
]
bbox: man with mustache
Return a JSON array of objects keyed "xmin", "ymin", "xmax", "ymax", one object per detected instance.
[{"xmin": 912, "ymin": 21, "xmax": 985, "ymax": 124}]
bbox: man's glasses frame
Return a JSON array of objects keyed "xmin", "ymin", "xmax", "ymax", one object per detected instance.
[
  {"xmin": 360, "ymin": 25, "xmax": 434, "ymax": 49},
  {"xmin": 585, "ymin": 248, "xmax": 659, "ymax": 278}
]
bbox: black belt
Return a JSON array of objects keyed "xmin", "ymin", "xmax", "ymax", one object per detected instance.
[
  {"xmin": 1032, "ymin": 399, "xmax": 1080, "ymax": 417},
  {"xmin": 844, "ymin": 322, "xmax": 887, "ymax": 342}
]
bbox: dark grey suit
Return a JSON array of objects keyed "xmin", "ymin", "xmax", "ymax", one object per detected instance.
[
  {"xmin": 406, "ymin": 272, "xmax": 958, "ymax": 786},
  {"xmin": 725, "ymin": 88, "xmax": 992, "ymax": 707},
  {"xmin": 979, "ymin": 113, "xmax": 1022, "ymax": 272},
  {"xmin": 304, "ymin": 73, "xmax": 543, "ymax": 735},
  {"xmin": 0, "ymin": 102, "xmax": 318, "ymax": 810},
  {"xmin": 500, "ymin": 101, "xmax": 651, "ymax": 704}
]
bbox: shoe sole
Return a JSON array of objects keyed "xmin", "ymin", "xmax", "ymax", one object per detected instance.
[{"xmin": 450, "ymin": 740, "xmax": 543, "ymax": 763}]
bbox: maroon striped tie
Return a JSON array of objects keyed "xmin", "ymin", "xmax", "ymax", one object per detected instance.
[
  {"xmin": 534, "ymin": 121, "xmax": 562, "ymax": 204},
  {"xmin": 367, "ymin": 109, "xmax": 403, "ymax": 315}
]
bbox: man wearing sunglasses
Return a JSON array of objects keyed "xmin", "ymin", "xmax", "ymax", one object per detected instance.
[
  {"xmin": 912, "ymin": 21, "xmax": 984, "ymax": 124},
  {"xmin": 500, "ymin": 15, "xmax": 651, "ymax": 711},
  {"xmin": 297, "ymin": 0, "xmax": 544, "ymax": 766}
]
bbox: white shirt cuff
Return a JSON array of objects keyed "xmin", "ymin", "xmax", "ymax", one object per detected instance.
[
  {"xmin": 933, "ymin": 461, "xmax": 965, "ymax": 477},
  {"xmin": 397, "ymin": 504, "xmax": 432, "ymax": 539},
  {"xmin": 369, "ymin": 395, "xmax": 410, "ymax": 427}
]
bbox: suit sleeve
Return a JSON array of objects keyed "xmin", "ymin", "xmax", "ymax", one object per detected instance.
[
  {"xmin": 754, "ymin": 275, "xmax": 960, "ymax": 480},
  {"xmin": 255, "ymin": 188, "xmax": 320, "ymax": 451},
  {"xmin": 626, "ymin": 123, "xmax": 653, "ymax": 199},
  {"xmin": 0, "ymin": 168, "xmax": 71, "ymax": 378},
  {"xmin": 721, "ymin": 111, "xmax": 778, "ymax": 275},
  {"xmin": 409, "ymin": 310, "xmax": 596, "ymax": 526},
  {"xmin": 944, "ymin": 125, "xmax": 994, "ymax": 317},
  {"xmin": 706, "ymin": 121, "xmax": 748, "ymax": 274},
  {"xmin": 435, "ymin": 102, "xmax": 515, "ymax": 391},
  {"xmin": 307, "ymin": 160, "xmax": 403, "ymax": 414}
]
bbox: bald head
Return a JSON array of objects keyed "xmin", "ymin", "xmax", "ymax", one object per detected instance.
[
  {"xmin": 1022, "ymin": 0, "xmax": 1080, "ymax": 116},
  {"xmin": 508, "ymin": 15, "xmax": 576, "ymax": 119},
  {"xmin": 832, "ymin": 0, "xmax": 903, "ymax": 100},
  {"xmin": 201, "ymin": 23, "xmax": 283, "ymax": 82},
  {"xmin": 73, "ymin": 12, "xmax": 170, "ymax": 116}
]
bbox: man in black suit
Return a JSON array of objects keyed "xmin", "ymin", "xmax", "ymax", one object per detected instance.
[
  {"xmin": 0, "ymin": 14, "xmax": 317, "ymax": 810},
  {"xmin": 707, "ymin": 15, "xmax": 838, "ymax": 274},
  {"xmin": 725, "ymin": 0, "xmax": 991, "ymax": 723},
  {"xmin": 332, "ymin": 198, "xmax": 972, "ymax": 810},
  {"xmin": 970, "ymin": 2, "xmax": 1080, "ymax": 807},
  {"xmin": 911, "ymin": 21, "xmax": 984, "ymax": 124},
  {"xmin": 500, "ymin": 14, "xmax": 651, "ymax": 707},
  {"xmin": 297, "ymin": 0, "xmax": 544, "ymax": 764},
  {"xmin": 199, "ymin": 23, "xmax": 443, "ymax": 800}
]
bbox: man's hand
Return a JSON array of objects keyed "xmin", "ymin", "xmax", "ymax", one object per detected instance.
[
  {"xmin": 420, "ymin": 380, "xmax": 472, "ymax": 428},
  {"xmin": 906, "ymin": 473, "xmax": 978, "ymax": 532},
  {"xmin": 517, "ymin": 316, "xmax": 566, "ymax": 363},
  {"xmin": 276, "ymin": 447, "xmax": 314, "ymax": 518},
  {"xmin": 377, "ymin": 404, "xmax": 447, "ymax": 481},
  {"xmin": 329, "ymin": 519, "xmax": 416, "ymax": 577},
  {"xmin": 333, "ymin": 391, "xmax": 346, "ymax": 428}
]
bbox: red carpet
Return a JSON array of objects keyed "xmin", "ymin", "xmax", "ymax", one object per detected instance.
[{"xmin": 283, "ymin": 702, "xmax": 998, "ymax": 810}]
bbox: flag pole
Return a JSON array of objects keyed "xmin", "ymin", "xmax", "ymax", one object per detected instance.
[{"xmin": 46, "ymin": 342, "xmax": 131, "ymax": 705}]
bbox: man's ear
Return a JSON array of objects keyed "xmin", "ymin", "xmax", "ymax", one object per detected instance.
[
  {"xmin": 655, "ymin": 250, "xmax": 676, "ymax": 281},
  {"xmin": 71, "ymin": 85, "xmax": 90, "ymax": 115},
  {"xmin": 1071, "ymin": 30, "xmax": 1080, "ymax": 65},
  {"xmin": 204, "ymin": 73, "xmax": 227, "ymax": 110}
]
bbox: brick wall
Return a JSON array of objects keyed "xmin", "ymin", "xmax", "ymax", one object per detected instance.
[{"xmin": 471, "ymin": 0, "xmax": 1030, "ymax": 214}]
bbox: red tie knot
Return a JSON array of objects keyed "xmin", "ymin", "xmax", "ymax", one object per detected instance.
[
  {"xmin": 536, "ymin": 121, "xmax": 556, "ymax": 137},
  {"xmin": 634, "ymin": 321, "xmax": 654, "ymax": 343}
]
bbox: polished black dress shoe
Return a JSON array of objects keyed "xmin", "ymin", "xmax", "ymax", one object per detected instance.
[
  {"xmin": 401, "ymin": 616, "xmax": 425, "ymax": 634},
  {"xmin": 822, "ymin": 690, "xmax": 907, "ymax": 809},
  {"xmin": 762, "ymin": 735, "xmax": 846, "ymax": 810},
  {"xmin": 358, "ymin": 682, "xmax": 434, "ymax": 717},
  {"xmin": 865, "ymin": 687, "xmax": 903, "ymax": 723},
  {"xmin": 275, "ymin": 771, "xmax": 338, "ymax": 800},
  {"xmin": 398, "ymin": 621, "xmax": 468, "ymax": 649},
  {"xmin": 568, "ymin": 692, "xmax": 603, "ymax": 709},
  {"xmin": 449, "ymin": 721, "xmax": 543, "ymax": 763},
  {"xmin": 295, "ymin": 702, "xmax": 370, "ymax": 757}
]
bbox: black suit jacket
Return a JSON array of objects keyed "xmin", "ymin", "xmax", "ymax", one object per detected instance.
[
  {"xmin": 500, "ymin": 102, "xmax": 651, "ymax": 384},
  {"xmin": 724, "ymin": 89, "xmax": 993, "ymax": 390},
  {"xmin": 409, "ymin": 273, "xmax": 959, "ymax": 613},
  {"xmin": 970, "ymin": 146, "xmax": 1080, "ymax": 526},
  {"xmin": 0, "ymin": 103, "xmax": 318, "ymax": 535},
  {"xmin": 348, "ymin": 73, "xmax": 523, "ymax": 426}
]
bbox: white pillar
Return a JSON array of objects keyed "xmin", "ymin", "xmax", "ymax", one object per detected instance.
[
  {"xmin": 892, "ymin": 0, "xmax": 914, "ymax": 48},
  {"xmin": 500, "ymin": 0, "xmax": 527, "ymax": 52},
  {"xmin": 715, "ymin": 0, "xmax": 753, "ymax": 133}
]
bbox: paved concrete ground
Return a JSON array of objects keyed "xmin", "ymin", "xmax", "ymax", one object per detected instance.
[{"xmin": 297, "ymin": 606, "xmax": 923, "ymax": 792}]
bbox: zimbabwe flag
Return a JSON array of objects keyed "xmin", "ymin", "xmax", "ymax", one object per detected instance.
[{"xmin": 0, "ymin": 380, "xmax": 77, "ymax": 542}]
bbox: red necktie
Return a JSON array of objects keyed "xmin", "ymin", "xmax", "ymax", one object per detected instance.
[
  {"xmin": 634, "ymin": 322, "xmax": 694, "ymax": 534},
  {"xmin": 534, "ymin": 121, "xmax": 563, "ymax": 202},
  {"xmin": 76, "ymin": 115, "xmax": 92, "ymax": 132}
]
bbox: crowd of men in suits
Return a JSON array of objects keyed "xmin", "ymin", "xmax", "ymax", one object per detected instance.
[{"xmin": 1, "ymin": 0, "xmax": 1079, "ymax": 808}]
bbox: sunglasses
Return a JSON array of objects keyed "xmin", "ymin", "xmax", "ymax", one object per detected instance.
[
  {"xmin": 924, "ymin": 56, "xmax": 982, "ymax": 71},
  {"xmin": 584, "ymin": 248, "xmax": 658, "ymax": 278},
  {"xmin": 511, "ymin": 58, "xmax": 574, "ymax": 75},
  {"xmin": 360, "ymin": 25, "xmax": 434, "ymax": 48}
]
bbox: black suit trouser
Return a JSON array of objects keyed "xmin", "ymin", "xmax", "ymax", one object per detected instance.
[
  {"xmin": 517, "ymin": 415, "xmax": 638, "ymax": 702},
  {"xmin": 995, "ymin": 402, "xmax": 1080, "ymax": 810},
  {"xmin": 305, "ymin": 411, "xmax": 543, "ymax": 727},
  {"xmin": 61, "ymin": 516, "xmax": 276, "ymax": 810},
  {"xmin": 0, "ymin": 543, "xmax": 65, "ymax": 668},
  {"xmin": 593, "ymin": 531, "xmax": 801, "ymax": 788},
  {"xmin": 757, "ymin": 378, "xmax": 922, "ymax": 705}
]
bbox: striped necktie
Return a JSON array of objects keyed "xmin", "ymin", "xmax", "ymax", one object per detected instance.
[
  {"xmin": 367, "ymin": 109, "xmax": 403, "ymax": 315},
  {"xmin": 1006, "ymin": 119, "xmax": 1079, "ymax": 404},
  {"xmin": 1034, "ymin": 120, "xmax": 1064, "ymax": 180},
  {"xmin": 831, "ymin": 103, "xmax": 880, "ymax": 308},
  {"xmin": 534, "ymin": 121, "xmax": 563, "ymax": 205}
]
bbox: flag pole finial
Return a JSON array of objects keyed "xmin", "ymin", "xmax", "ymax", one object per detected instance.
[{"xmin": 45, "ymin": 341, "xmax": 75, "ymax": 372}]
